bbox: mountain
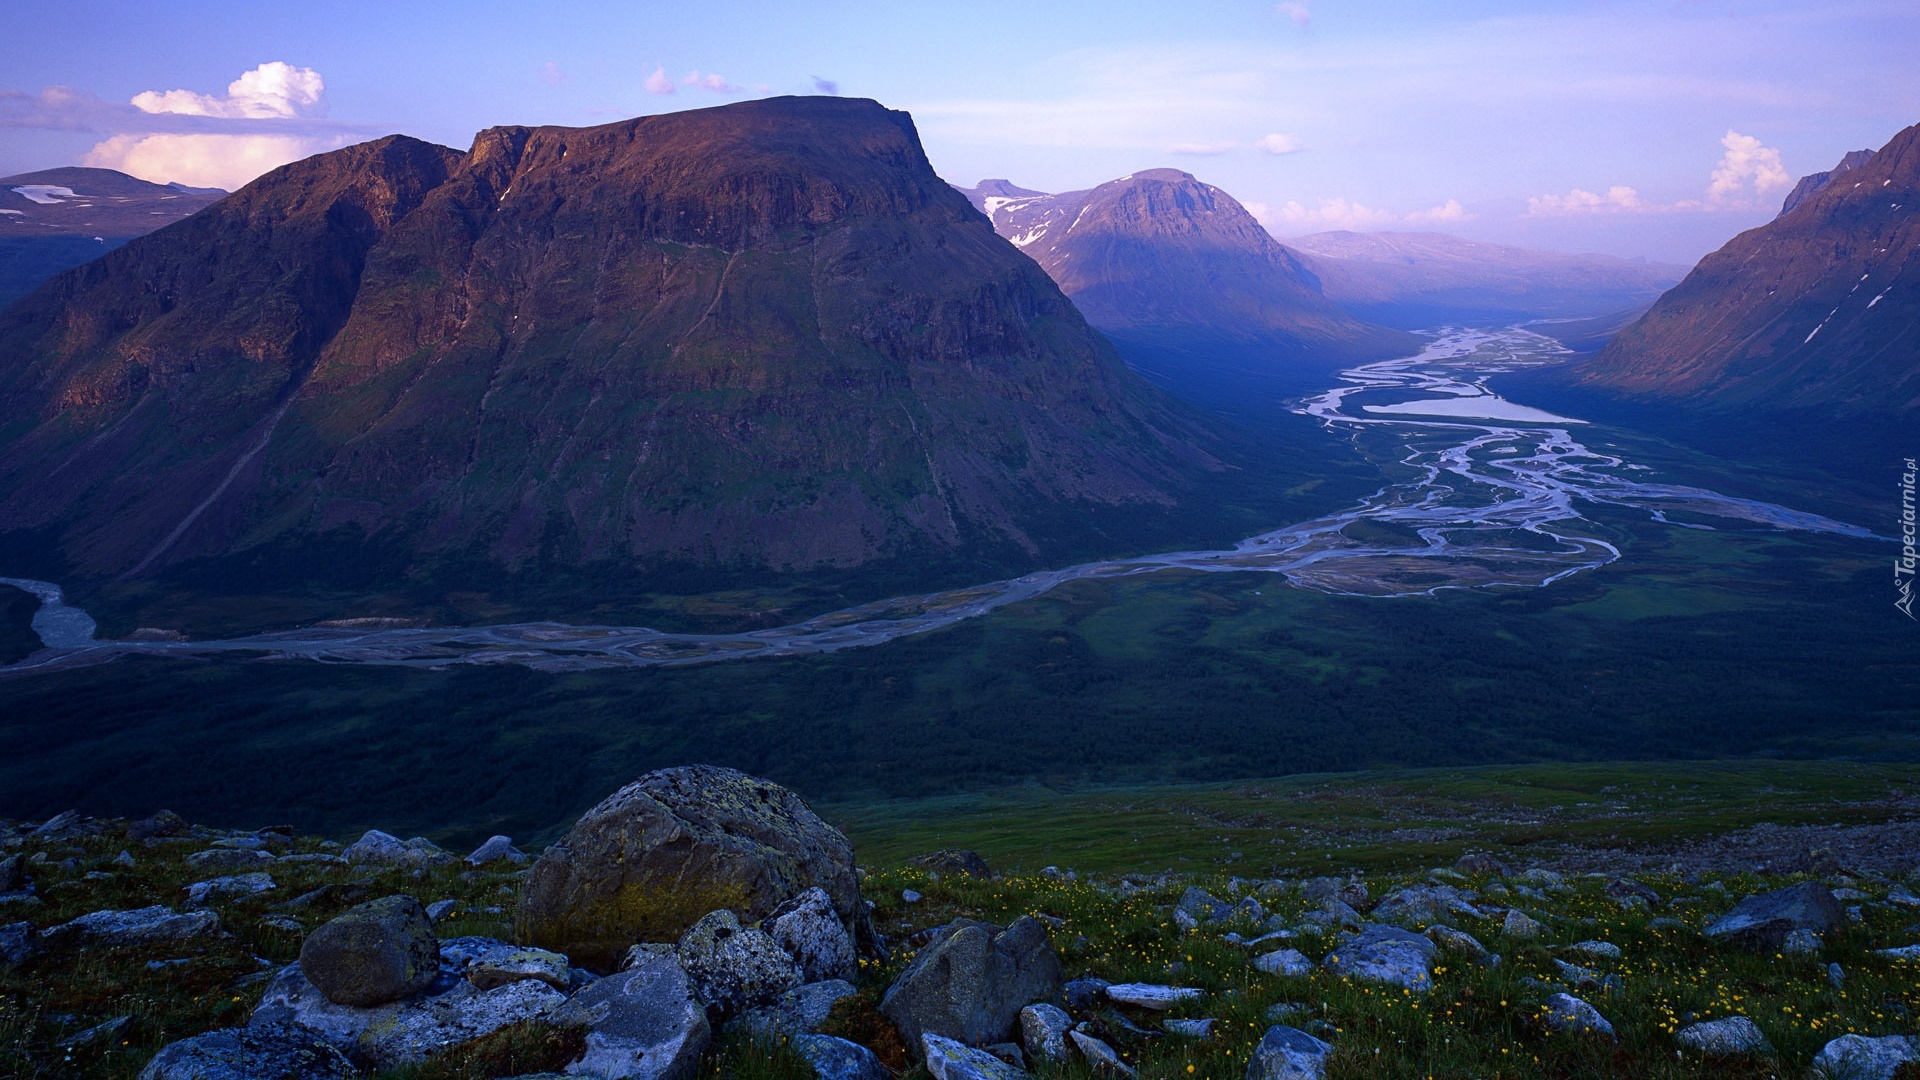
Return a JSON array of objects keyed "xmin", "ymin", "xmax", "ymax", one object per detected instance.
[
  {"xmin": 0, "ymin": 97, "xmax": 1212, "ymax": 598},
  {"xmin": 0, "ymin": 167, "xmax": 226, "ymax": 308},
  {"xmin": 1778, "ymin": 149, "xmax": 1876, "ymax": 218},
  {"xmin": 1574, "ymin": 121, "xmax": 1920, "ymax": 417},
  {"xmin": 958, "ymin": 171, "xmax": 1417, "ymax": 385},
  {"xmin": 1286, "ymin": 231, "xmax": 1690, "ymax": 330}
]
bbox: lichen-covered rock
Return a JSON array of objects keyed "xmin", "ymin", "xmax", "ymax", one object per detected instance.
[
  {"xmin": 47, "ymin": 905, "xmax": 221, "ymax": 944},
  {"xmin": 1502, "ymin": 910, "xmax": 1544, "ymax": 939},
  {"xmin": 1019, "ymin": 1003, "xmax": 1072, "ymax": 1063},
  {"xmin": 675, "ymin": 908, "xmax": 804, "ymax": 1013},
  {"xmin": 1254, "ymin": 949, "xmax": 1315, "ymax": 977},
  {"xmin": 137, "ymin": 1025, "xmax": 356, "ymax": 1080},
  {"xmin": 1675, "ymin": 1015, "xmax": 1773, "ymax": 1056},
  {"xmin": 467, "ymin": 945, "xmax": 572, "ymax": 991},
  {"xmin": 517, "ymin": 766, "xmax": 865, "ymax": 972},
  {"xmin": 764, "ymin": 887, "xmax": 856, "ymax": 982},
  {"xmin": 552, "ymin": 950, "xmax": 710, "ymax": 1080},
  {"xmin": 464, "ymin": 835, "xmax": 528, "ymax": 866},
  {"xmin": 1808, "ymin": 1034, "xmax": 1919, "ymax": 1079},
  {"xmin": 342, "ymin": 830, "xmax": 455, "ymax": 868},
  {"xmin": 1542, "ymin": 993, "xmax": 1614, "ymax": 1039},
  {"xmin": 922, "ymin": 1033, "xmax": 1029, "ymax": 1080},
  {"xmin": 793, "ymin": 1034, "xmax": 892, "ymax": 1080},
  {"xmin": 1704, "ymin": 882, "xmax": 1844, "ymax": 951},
  {"xmin": 910, "ymin": 850, "xmax": 994, "ymax": 878},
  {"xmin": 1321, "ymin": 924, "xmax": 1437, "ymax": 992},
  {"xmin": 881, "ymin": 916, "xmax": 1062, "ymax": 1051},
  {"xmin": 298, "ymin": 895, "xmax": 439, "ymax": 1007},
  {"xmin": 249, "ymin": 961, "xmax": 564, "ymax": 1068},
  {"xmin": 731, "ymin": 979, "xmax": 858, "ymax": 1041},
  {"xmin": 1247, "ymin": 1024, "xmax": 1333, "ymax": 1080}
]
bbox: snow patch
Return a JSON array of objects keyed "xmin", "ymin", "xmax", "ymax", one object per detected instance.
[
  {"xmin": 10, "ymin": 185, "xmax": 77, "ymax": 205},
  {"xmin": 0, "ymin": 209, "xmax": 22, "ymax": 216}
]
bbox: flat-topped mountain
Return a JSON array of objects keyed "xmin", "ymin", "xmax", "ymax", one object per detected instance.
[
  {"xmin": 1286, "ymin": 230, "xmax": 1690, "ymax": 328},
  {"xmin": 1576, "ymin": 122, "xmax": 1920, "ymax": 416},
  {"xmin": 959, "ymin": 171, "xmax": 1416, "ymax": 374},
  {"xmin": 0, "ymin": 167, "xmax": 227, "ymax": 308},
  {"xmin": 0, "ymin": 98, "xmax": 1211, "ymax": 593}
]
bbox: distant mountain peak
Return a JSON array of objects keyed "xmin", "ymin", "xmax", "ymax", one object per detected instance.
[{"xmin": 1778, "ymin": 148, "xmax": 1877, "ymax": 218}]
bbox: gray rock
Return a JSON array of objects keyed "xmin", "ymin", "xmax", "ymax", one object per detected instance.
[
  {"xmin": 126, "ymin": 810, "xmax": 191, "ymax": 841},
  {"xmin": 1069, "ymin": 1029, "xmax": 1134, "ymax": 1075},
  {"xmin": 64, "ymin": 1015, "xmax": 132, "ymax": 1048},
  {"xmin": 1454, "ymin": 853, "xmax": 1513, "ymax": 876},
  {"xmin": 1704, "ymin": 882, "xmax": 1845, "ymax": 951},
  {"xmin": 1542, "ymin": 993, "xmax": 1614, "ymax": 1039},
  {"xmin": 1253, "ymin": 948, "xmax": 1315, "ymax": 977},
  {"xmin": 1784, "ymin": 928, "xmax": 1824, "ymax": 955},
  {"xmin": 298, "ymin": 895, "xmax": 439, "ymax": 1007},
  {"xmin": 261, "ymin": 963, "xmax": 563, "ymax": 1068},
  {"xmin": 0, "ymin": 853, "xmax": 23, "ymax": 891},
  {"xmin": 185, "ymin": 872, "xmax": 276, "ymax": 905},
  {"xmin": 1265, "ymin": 1002, "xmax": 1310, "ymax": 1022},
  {"xmin": 1302, "ymin": 877, "xmax": 1368, "ymax": 909},
  {"xmin": 1, "ymin": 921, "xmax": 33, "ymax": 965},
  {"xmin": 880, "ymin": 916, "xmax": 1061, "ymax": 1050},
  {"xmin": 468, "ymin": 945, "xmax": 571, "ymax": 991},
  {"xmin": 1299, "ymin": 899, "xmax": 1363, "ymax": 929},
  {"xmin": 426, "ymin": 899, "xmax": 458, "ymax": 922},
  {"xmin": 983, "ymin": 1043, "xmax": 1025, "ymax": 1068},
  {"xmin": 1829, "ymin": 962, "xmax": 1846, "ymax": 988},
  {"xmin": 1675, "ymin": 1015, "xmax": 1773, "ymax": 1056},
  {"xmin": 552, "ymin": 951, "xmax": 710, "ymax": 1080},
  {"xmin": 29, "ymin": 810, "xmax": 84, "ymax": 839},
  {"xmin": 922, "ymin": 1032, "xmax": 1029, "ymax": 1080},
  {"xmin": 1552, "ymin": 960, "xmax": 1605, "ymax": 988},
  {"xmin": 185, "ymin": 848, "xmax": 276, "ymax": 872},
  {"xmin": 1321, "ymin": 924, "xmax": 1437, "ymax": 992},
  {"xmin": 1371, "ymin": 885, "xmax": 1483, "ymax": 926},
  {"xmin": 112, "ymin": 850, "xmax": 136, "ymax": 868},
  {"xmin": 342, "ymin": 830, "xmax": 455, "ymax": 869},
  {"xmin": 765, "ymin": 886, "xmax": 856, "ymax": 982},
  {"xmin": 731, "ymin": 979, "xmax": 857, "ymax": 1040},
  {"xmin": 793, "ymin": 1034, "xmax": 891, "ymax": 1080},
  {"xmin": 1502, "ymin": 909, "xmax": 1544, "ymax": 939},
  {"xmin": 902, "ymin": 889, "xmax": 924, "ymax": 904},
  {"xmin": 1562, "ymin": 940, "xmax": 1621, "ymax": 960},
  {"xmin": 464, "ymin": 835, "xmax": 527, "ymax": 866},
  {"xmin": 1874, "ymin": 944, "xmax": 1920, "ymax": 960},
  {"xmin": 1247, "ymin": 1024, "xmax": 1334, "ymax": 1080},
  {"xmin": 1020, "ymin": 1003, "xmax": 1072, "ymax": 1062},
  {"xmin": 1888, "ymin": 885, "xmax": 1920, "ymax": 908},
  {"xmin": 675, "ymin": 908, "xmax": 803, "ymax": 1014},
  {"xmin": 1810, "ymin": 1035, "xmax": 1919, "ymax": 1079},
  {"xmin": 910, "ymin": 850, "xmax": 994, "ymax": 878},
  {"xmin": 1425, "ymin": 925, "xmax": 1489, "ymax": 960},
  {"xmin": 47, "ymin": 906, "xmax": 221, "ymax": 944},
  {"xmin": 137, "ymin": 1025, "xmax": 356, "ymax": 1080},
  {"xmin": 621, "ymin": 942, "xmax": 678, "ymax": 970},
  {"xmin": 1105, "ymin": 982, "xmax": 1204, "ymax": 1009},
  {"xmin": 517, "ymin": 766, "xmax": 866, "ymax": 973},
  {"xmin": 1062, "ymin": 976, "xmax": 1110, "ymax": 1010},
  {"xmin": 1165, "ymin": 1017, "xmax": 1215, "ymax": 1037}
]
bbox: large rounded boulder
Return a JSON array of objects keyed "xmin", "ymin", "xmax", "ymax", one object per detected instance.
[
  {"xmin": 298, "ymin": 895, "xmax": 440, "ymax": 1007},
  {"xmin": 516, "ymin": 765, "xmax": 862, "ymax": 972}
]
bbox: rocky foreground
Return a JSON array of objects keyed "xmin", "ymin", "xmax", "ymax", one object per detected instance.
[{"xmin": 3, "ymin": 767, "xmax": 1919, "ymax": 1079}]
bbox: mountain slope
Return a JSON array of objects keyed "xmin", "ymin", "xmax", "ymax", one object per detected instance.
[
  {"xmin": 1287, "ymin": 231, "xmax": 1689, "ymax": 329},
  {"xmin": 1777, "ymin": 149, "xmax": 1876, "ymax": 219},
  {"xmin": 960, "ymin": 171, "xmax": 1416, "ymax": 371},
  {"xmin": 0, "ymin": 167, "xmax": 227, "ymax": 308},
  {"xmin": 1575, "ymin": 122, "xmax": 1920, "ymax": 416},
  {"xmin": 0, "ymin": 98, "xmax": 1211, "ymax": 593}
]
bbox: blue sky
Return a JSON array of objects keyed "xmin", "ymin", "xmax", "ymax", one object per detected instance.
[{"xmin": 3, "ymin": 0, "xmax": 1916, "ymax": 262}]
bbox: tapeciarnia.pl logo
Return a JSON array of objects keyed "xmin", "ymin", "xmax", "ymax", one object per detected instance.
[{"xmin": 1899, "ymin": 456, "xmax": 1917, "ymax": 619}]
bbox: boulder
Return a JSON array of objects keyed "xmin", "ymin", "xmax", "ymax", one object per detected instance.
[
  {"xmin": 1426, "ymin": 925, "xmax": 1490, "ymax": 961},
  {"xmin": 1675, "ymin": 1015, "xmax": 1773, "ymax": 1056},
  {"xmin": 675, "ymin": 908, "xmax": 804, "ymax": 1013},
  {"xmin": 1562, "ymin": 940, "xmax": 1621, "ymax": 960},
  {"xmin": 137, "ymin": 1025, "xmax": 356, "ymax": 1080},
  {"xmin": 1165, "ymin": 1018, "xmax": 1215, "ymax": 1037},
  {"xmin": 1062, "ymin": 977, "xmax": 1110, "ymax": 1010},
  {"xmin": 1302, "ymin": 877, "xmax": 1368, "ymax": 909},
  {"xmin": 1809, "ymin": 1034, "xmax": 1919, "ymax": 1079},
  {"xmin": 250, "ymin": 962, "xmax": 565, "ymax": 1068},
  {"xmin": 1, "ymin": 921, "xmax": 34, "ymax": 966},
  {"xmin": 1253, "ymin": 949, "xmax": 1315, "ymax": 977},
  {"xmin": 1177, "ymin": 886, "xmax": 1231, "ymax": 923},
  {"xmin": 922, "ymin": 1032, "xmax": 1030, "ymax": 1080},
  {"xmin": 1019, "ymin": 1003, "xmax": 1072, "ymax": 1062},
  {"xmin": 1247, "ymin": 1024, "xmax": 1334, "ymax": 1080},
  {"xmin": 298, "ymin": 896, "xmax": 439, "ymax": 1007},
  {"xmin": 1069, "ymin": 1029, "xmax": 1134, "ymax": 1075},
  {"xmin": 1105, "ymin": 982, "xmax": 1204, "ymax": 1009},
  {"xmin": 185, "ymin": 873, "xmax": 276, "ymax": 905},
  {"xmin": 29, "ymin": 810, "xmax": 84, "ymax": 839},
  {"xmin": 1704, "ymin": 882, "xmax": 1844, "ymax": 951},
  {"xmin": 465, "ymin": 835, "xmax": 528, "ymax": 866},
  {"xmin": 1453, "ymin": 853, "xmax": 1512, "ymax": 876},
  {"xmin": 793, "ymin": 1034, "xmax": 891, "ymax": 1080},
  {"xmin": 552, "ymin": 951, "xmax": 710, "ymax": 1080},
  {"xmin": 0, "ymin": 853, "xmax": 23, "ymax": 892},
  {"xmin": 1542, "ymin": 993, "xmax": 1613, "ymax": 1039},
  {"xmin": 731, "ymin": 978, "xmax": 857, "ymax": 1040},
  {"xmin": 1370, "ymin": 885, "xmax": 1483, "ymax": 927},
  {"xmin": 185, "ymin": 848, "xmax": 276, "ymax": 872},
  {"xmin": 764, "ymin": 887, "xmax": 856, "ymax": 982},
  {"xmin": 517, "ymin": 766, "xmax": 865, "ymax": 972},
  {"xmin": 342, "ymin": 830, "xmax": 455, "ymax": 869},
  {"xmin": 1784, "ymin": 929, "xmax": 1824, "ymax": 955},
  {"xmin": 910, "ymin": 850, "xmax": 994, "ymax": 878},
  {"xmin": 880, "ymin": 916, "xmax": 1061, "ymax": 1051},
  {"xmin": 127, "ymin": 810, "xmax": 191, "ymax": 841},
  {"xmin": 47, "ymin": 906, "xmax": 221, "ymax": 944},
  {"xmin": 1501, "ymin": 910, "xmax": 1544, "ymax": 939},
  {"xmin": 1321, "ymin": 924, "xmax": 1437, "ymax": 992},
  {"xmin": 467, "ymin": 945, "xmax": 572, "ymax": 992}
]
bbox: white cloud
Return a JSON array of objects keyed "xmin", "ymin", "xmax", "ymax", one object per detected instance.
[
  {"xmin": 132, "ymin": 62, "xmax": 325, "ymax": 120},
  {"xmin": 1526, "ymin": 185, "xmax": 1648, "ymax": 216},
  {"xmin": 1276, "ymin": 2, "xmax": 1311, "ymax": 27},
  {"xmin": 644, "ymin": 66, "xmax": 677, "ymax": 95},
  {"xmin": 684, "ymin": 71, "xmax": 741, "ymax": 93},
  {"xmin": 1255, "ymin": 133, "xmax": 1305, "ymax": 155},
  {"xmin": 541, "ymin": 62, "xmax": 570, "ymax": 87},
  {"xmin": 1167, "ymin": 140, "xmax": 1237, "ymax": 155},
  {"xmin": 1404, "ymin": 198, "xmax": 1472, "ymax": 224},
  {"xmin": 83, "ymin": 132, "xmax": 348, "ymax": 191},
  {"xmin": 1706, "ymin": 129, "xmax": 1790, "ymax": 202}
]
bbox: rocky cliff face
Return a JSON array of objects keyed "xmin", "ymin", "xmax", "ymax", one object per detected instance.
[
  {"xmin": 1777, "ymin": 149, "xmax": 1877, "ymax": 219},
  {"xmin": 960, "ymin": 170, "xmax": 1415, "ymax": 366},
  {"xmin": 1576, "ymin": 123, "xmax": 1920, "ymax": 416},
  {"xmin": 0, "ymin": 98, "xmax": 1208, "ymax": 583}
]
